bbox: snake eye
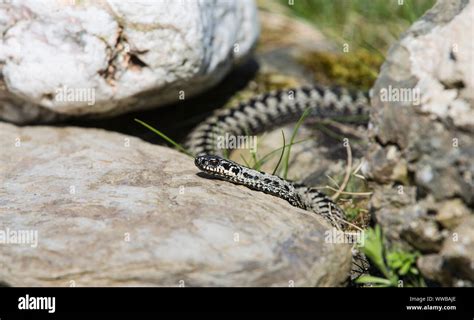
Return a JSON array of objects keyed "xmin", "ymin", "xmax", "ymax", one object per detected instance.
[{"xmin": 208, "ymin": 159, "xmax": 218, "ymax": 166}]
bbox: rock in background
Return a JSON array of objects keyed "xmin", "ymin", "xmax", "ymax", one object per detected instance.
[
  {"xmin": 364, "ymin": 0, "xmax": 473, "ymax": 286},
  {"xmin": 0, "ymin": 0, "xmax": 259, "ymax": 124},
  {"xmin": 0, "ymin": 122, "xmax": 351, "ymax": 286}
]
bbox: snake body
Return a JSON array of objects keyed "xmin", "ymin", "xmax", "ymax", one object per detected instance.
[{"xmin": 187, "ymin": 85, "xmax": 370, "ymax": 229}]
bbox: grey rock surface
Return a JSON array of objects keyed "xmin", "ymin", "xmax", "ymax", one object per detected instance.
[
  {"xmin": 0, "ymin": 0, "xmax": 259, "ymax": 124},
  {"xmin": 0, "ymin": 122, "xmax": 351, "ymax": 286},
  {"xmin": 364, "ymin": 0, "xmax": 473, "ymax": 286}
]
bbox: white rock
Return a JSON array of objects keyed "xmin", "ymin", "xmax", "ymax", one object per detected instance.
[
  {"xmin": 404, "ymin": 0, "xmax": 474, "ymax": 129},
  {"xmin": 0, "ymin": 0, "xmax": 259, "ymax": 123}
]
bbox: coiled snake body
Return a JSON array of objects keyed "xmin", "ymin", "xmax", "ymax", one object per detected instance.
[{"xmin": 187, "ymin": 85, "xmax": 370, "ymax": 229}]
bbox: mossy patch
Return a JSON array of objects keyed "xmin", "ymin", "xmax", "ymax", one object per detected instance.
[{"xmin": 298, "ymin": 50, "xmax": 384, "ymax": 91}]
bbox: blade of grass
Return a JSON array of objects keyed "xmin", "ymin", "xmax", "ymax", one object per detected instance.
[
  {"xmin": 253, "ymin": 138, "xmax": 311, "ymax": 169},
  {"xmin": 134, "ymin": 118, "xmax": 194, "ymax": 158},
  {"xmin": 242, "ymin": 126, "xmax": 260, "ymax": 169},
  {"xmin": 240, "ymin": 154, "xmax": 251, "ymax": 168},
  {"xmin": 250, "ymin": 150, "xmax": 259, "ymax": 169},
  {"xmin": 282, "ymin": 107, "xmax": 312, "ymax": 179},
  {"xmin": 223, "ymin": 148, "xmax": 230, "ymax": 160},
  {"xmin": 360, "ymin": 39, "xmax": 386, "ymax": 60},
  {"xmin": 272, "ymin": 131, "xmax": 286, "ymax": 175},
  {"xmin": 355, "ymin": 275, "xmax": 393, "ymax": 286}
]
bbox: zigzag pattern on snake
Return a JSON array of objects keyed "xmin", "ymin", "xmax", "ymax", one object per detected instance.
[{"xmin": 186, "ymin": 84, "xmax": 370, "ymax": 229}]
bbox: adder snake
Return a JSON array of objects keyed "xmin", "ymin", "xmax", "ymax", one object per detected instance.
[{"xmin": 186, "ymin": 85, "xmax": 370, "ymax": 229}]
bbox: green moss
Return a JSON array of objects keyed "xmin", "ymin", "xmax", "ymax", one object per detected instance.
[{"xmin": 298, "ymin": 50, "xmax": 384, "ymax": 91}]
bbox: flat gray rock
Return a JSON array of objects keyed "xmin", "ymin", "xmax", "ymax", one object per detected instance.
[{"xmin": 0, "ymin": 122, "xmax": 351, "ymax": 286}]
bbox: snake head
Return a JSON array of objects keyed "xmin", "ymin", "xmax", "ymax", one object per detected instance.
[{"xmin": 194, "ymin": 155, "xmax": 241, "ymax": 177}]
